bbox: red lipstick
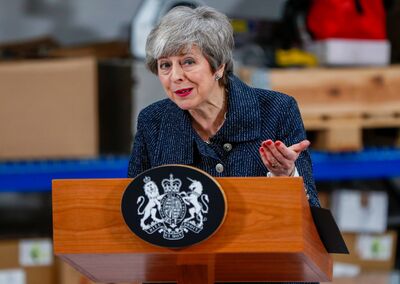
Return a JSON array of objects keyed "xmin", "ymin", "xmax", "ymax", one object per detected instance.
[{"xmin": 175, "ymin": 88, "xmax": 193, "ymax": 97}]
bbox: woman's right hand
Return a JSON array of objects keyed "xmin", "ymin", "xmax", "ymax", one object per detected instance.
[{"xmin": 259, "ymin": 139, "xmax": 310, "ymax": 176}]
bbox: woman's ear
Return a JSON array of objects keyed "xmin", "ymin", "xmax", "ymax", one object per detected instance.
[
  {"xmin": 214, "ymin": 64, "xmax": 226, "ymax": 80},
  {"xmin": 216, "ymin": 64, "xmax": 226, "ymax": 76}
]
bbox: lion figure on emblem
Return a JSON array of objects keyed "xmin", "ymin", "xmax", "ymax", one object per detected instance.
[
  {"xmin": 137, "ymin": 177, "xmax": 164, "ymax": 230},
  {"xmin": 182, "ymin": 178, "xmax": 209, "ymax": 226}
]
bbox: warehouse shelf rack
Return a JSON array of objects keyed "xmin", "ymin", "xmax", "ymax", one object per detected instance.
[
  {"xmin": 1, "ymin": 148, "xmax": 400, "ymax": 192},
  {"xmin": 0, "ymin": 156, "xmax": 129, "ymax": 192}
]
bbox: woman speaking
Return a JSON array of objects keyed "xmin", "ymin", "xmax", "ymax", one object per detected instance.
[{"xmin": 128, "ymin": 5, "xmax": 320, "ymax": 209}]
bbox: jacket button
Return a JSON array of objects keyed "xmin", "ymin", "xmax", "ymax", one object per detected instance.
[
  {"xmin": 215, "ymin": 163, "xmax": 224, "ymax": 173},
  {"xmin": 223, "ymin": 143, "xmax": 232, "ymax": 152}
]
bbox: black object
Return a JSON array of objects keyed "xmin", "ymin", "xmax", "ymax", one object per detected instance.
[
  {"xmin": 121, "ymin": 165, "xmax": 226, "ymax": 248},
  {"xmin": 354, "ymin": 0, "xmax": 364, "ymax": 14},
  {"xmin": 310, "ymin": 206, "xmax": 349, "ymax": 254},
  {"xmin": 98, "ymin": 59, "xmax": 133, "ymax": 155},
  {"xmin": 387, "ymin": 0, "xmax": 400, "ymax": 63},
  {"xmin": 0, "ymin": 192, "xmax": 52, "ymax": 238}
]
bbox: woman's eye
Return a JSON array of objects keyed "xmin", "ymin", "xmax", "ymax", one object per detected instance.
[
  {"xmin": 159, "ymin": 62, "xmax": 170, "ymax": 69},
  {"xmin": 183, "ymin": 59, "xmax": 195, "ymax": 65}
]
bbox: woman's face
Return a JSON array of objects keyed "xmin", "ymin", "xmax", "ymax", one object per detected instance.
[{"xmin": 157, "ymin": 46, "xmax": 223, "ymax": 111}]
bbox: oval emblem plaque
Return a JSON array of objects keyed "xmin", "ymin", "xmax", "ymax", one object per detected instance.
[{"xmin": 121, "ymin": 165, "xmax": 227, "ymax": 248}]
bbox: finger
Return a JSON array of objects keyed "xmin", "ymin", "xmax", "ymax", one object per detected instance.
[
  {"xmin": 261, "ymin": 145, "xmax": 292, "ymax": 175},
  {"xmin": 263, "ymin": 140, "xmax": 289, "ymax": 167},
  {"xmin": 261, "ymin": 140, "xmax": 276, "ymax": 160},
  {"xmin": 259, "ymin": 146, "xmax": 276, "ymax": 168},
  {"xmin": 259, "ymin": 147, "xmax": 269, "ymax": 166},
  {"xmin": 275, "ymin": 140, "xmax": 297, "ymax": 161},
  {"xmin": 269, "ymin": 143, "xmax": 296, "ymax": 171},
  {"xmin": 264, "ymin": 140, "xmax": 298, "ymax": 175},
  {"xmin": 289, "ymin": 139, "xmax": 310, "ymax": 153}
]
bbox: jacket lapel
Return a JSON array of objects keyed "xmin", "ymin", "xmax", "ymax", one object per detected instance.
[
  {"xmin": 218, "ymin": 74, "xmax": 261, "ymax": 143},
  {"xmin": 154, "ymin": 74, "xmax": 262, "ymax": 165},
  {"xmin": 156, "ymin": 102, "xmax": 194, "ymax": 165}
]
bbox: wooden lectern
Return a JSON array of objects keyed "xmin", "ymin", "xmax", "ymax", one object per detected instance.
[{"xmin": 52, "ymin": 177, "xmax": 332, "ymax": 283}]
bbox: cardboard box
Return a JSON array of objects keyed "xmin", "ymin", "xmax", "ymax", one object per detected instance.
[
  {"xmin": 0, "ymin": 239, "xmax": 55, "ymax": 284},
  {"xmin": 331, "ymin": 190, "xmax": 388, "ymax": 233},
  {"xmin": 322, "ymin": 271, "xmax": 394, "ymax": 284},
  {"xmin": 333, "ymin": 231, "xmax": 397, "ymax": 272},
  {"xmin": 0, "ymin": 57, "xmax": 98, "ymax": 160},
  {"xmin": 307, "ymin": 39, "xmax": 391, "ymax": 66},
  {"xmin": 56, "ymin": 258, "xmax": 133, "ymax": 284},
  {"xmin": 56, "ymin": 258, "xmax": 95, "ymax": 284}
]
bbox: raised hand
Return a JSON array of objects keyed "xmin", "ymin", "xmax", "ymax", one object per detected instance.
[{"xmin": 259, "ymin": 139, "xmax": 310, "ymax": 176}]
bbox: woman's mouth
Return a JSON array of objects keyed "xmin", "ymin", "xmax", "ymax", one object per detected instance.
[{"xmin": 175, "ymin": 88, "xmax": 193, "ymax": 97}]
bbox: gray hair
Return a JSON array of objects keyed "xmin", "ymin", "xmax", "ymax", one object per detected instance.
[{"xmin": 145, "ymin": 5, "xmax": 234, "ymax": 86}]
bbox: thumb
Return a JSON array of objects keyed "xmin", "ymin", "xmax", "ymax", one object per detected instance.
[{"xmin": 290, "ymin": 139, "xmax": 310, "ymax": 153}]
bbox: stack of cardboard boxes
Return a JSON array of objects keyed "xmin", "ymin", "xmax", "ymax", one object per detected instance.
[
  {"xmin": 0, "ymin": 53, "xmax": 100, "ymax": 283},
  {"xmin": 0, "ymin": 239, "xmax": 55, "ymax": 284},
  {"xmin": 0, "ymin": 238, "xmax": 105, "ymax": 284},
  {"xmin": 0, "ymin": 57, "xmax": 99, "ymax": 160},
  {"xmin": 320, "ymin": 190, "xmax": 397, "ymax": 284}
]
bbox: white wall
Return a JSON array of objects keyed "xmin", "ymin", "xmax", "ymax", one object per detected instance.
[
  {"xmin": 0, "ymin": 0, "xmax": 287, "ymax": 45},
  {"xmin": 0, "ymin": 0, "xmax": 140, "ymax": 45}
]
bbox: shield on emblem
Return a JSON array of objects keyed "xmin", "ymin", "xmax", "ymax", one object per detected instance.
[
  {"xmin": 160, "ymin": 193, "xmax": 186, "ymax": 225},
  {"xmin": 121, "ymin": 165, "xmax": 227, "ymax": 248}
]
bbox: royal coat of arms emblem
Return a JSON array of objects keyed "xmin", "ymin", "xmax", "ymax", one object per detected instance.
[
  {"xmin": 137, "ymin": 174, "xmax": 209, "ymax": 240},
  {"xmin": 121, "ymin": 165, "xmax": 226, "ymax": 248}
]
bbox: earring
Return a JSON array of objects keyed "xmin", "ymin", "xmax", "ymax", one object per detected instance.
[{"xmin": 215, "ymin": 74, "xmax": 222, "ymax": 81}]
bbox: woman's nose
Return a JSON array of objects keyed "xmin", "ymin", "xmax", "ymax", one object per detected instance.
[{"xmin": 170, "ymin": 64, "xmax": 184, "ymax": 81}]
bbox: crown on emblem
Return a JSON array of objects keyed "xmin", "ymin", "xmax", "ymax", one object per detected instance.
[
  {"xmin": 143, "ymin": 176, "xmax": 152, "ymax": 184},
  {"xmin": 161, "ymin": 174, "xmax": 182, "ymax": 193}
]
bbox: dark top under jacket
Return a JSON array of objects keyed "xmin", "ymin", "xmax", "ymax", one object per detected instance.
[
  {"xmin": 128, "ymin": 74, "xmax": 321, "ymax": 284},
  {"xmin": 128, "ymin": 74, "xmax": 320, "ymax": 208}
]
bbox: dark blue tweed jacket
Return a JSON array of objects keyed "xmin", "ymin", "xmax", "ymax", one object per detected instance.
[{"xmin": 128, "ymin": 74, "xmax": 320, "ymax": 208}]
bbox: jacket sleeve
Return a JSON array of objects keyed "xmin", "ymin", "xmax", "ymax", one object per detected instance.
[
  {"xmin": 279, "ymin": 97, "xmax": 320, "ymax": 207},
  {"xmin": 127, "ymin": 114, "xmax": 151, "ymax": 178}
]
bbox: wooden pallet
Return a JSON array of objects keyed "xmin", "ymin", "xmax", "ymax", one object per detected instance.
[
  {"xmin": 304, "ymin": 113, "xmax": 400, "ymax": 151},
  {"xmin": 238, "ymin": 66, "xmax": 400, "ymax": 151}
]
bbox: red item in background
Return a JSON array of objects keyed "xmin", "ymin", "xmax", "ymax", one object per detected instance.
[{"xmin": 307, "ymin": 0, "xmax": 387, "ymax": 40}]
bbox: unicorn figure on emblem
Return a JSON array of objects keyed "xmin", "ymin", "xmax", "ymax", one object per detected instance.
[{"xmin": 182, "ymin": 178, "xmax": 209, "ymax": 226}]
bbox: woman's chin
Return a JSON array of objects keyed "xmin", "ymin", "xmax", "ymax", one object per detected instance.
[
  {"xmin": 173, "ymin": 99, "xmax": 196, "ymax": 111},
  {"xmin": 176, "ymin": 103, "xmax": 193, "ymax": 110}
]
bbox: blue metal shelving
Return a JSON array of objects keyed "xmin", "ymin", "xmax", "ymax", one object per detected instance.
[
  {"xmin": 312, "ymin": 148, "xmax": 400, "ymax": 181},
  {"xmin": 0, "ymin": 156, "xmax": 129, "ymax": 192},
  {"xmin": 1, "ymin": 148, "xmax": 400, "ymax": 192}
]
